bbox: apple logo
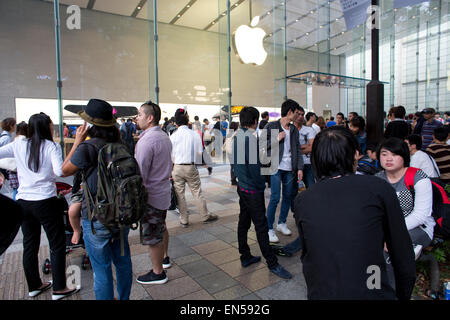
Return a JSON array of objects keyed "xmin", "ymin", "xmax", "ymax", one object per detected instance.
[{"xmin": 232, "ymin": 16, "xmax": 268, "ymax": 66}]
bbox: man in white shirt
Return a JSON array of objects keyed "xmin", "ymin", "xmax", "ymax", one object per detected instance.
[
  {"xmin": 306, "ymin": 112, "xmax": 320, "ymax": 134},
  {"xmin": 170, "ymin": 108, "xmax": 218, "ymax": 227},
  {"xmin": 293, "ymin": 108, "xmax": 316, "ymax": 189},
  {"xmin": 405, "ymin": 134, "xmax": 440, "ymax": 178}
]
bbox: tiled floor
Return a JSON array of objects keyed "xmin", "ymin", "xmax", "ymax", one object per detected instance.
[{"xmin": 0, "ymin": 165, "xmax": 306, "ymax": 300}]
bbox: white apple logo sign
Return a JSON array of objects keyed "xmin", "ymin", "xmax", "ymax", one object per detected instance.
[{"xmin": 232, "ymin": 16, "xmax": 268, "ymax": 66}]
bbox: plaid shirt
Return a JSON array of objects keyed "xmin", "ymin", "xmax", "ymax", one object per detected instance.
[{"xmin": 8, "ymin": 171, "xmax": 19, "ymax": 189}]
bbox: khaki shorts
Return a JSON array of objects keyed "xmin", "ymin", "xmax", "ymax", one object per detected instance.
[{"xmin": 140, "ymin": 205, "xmax": 167, "ymax": 246}]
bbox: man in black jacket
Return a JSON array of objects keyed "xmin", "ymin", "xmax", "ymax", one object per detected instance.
[
  {"xmin": 261, "ymin": 99, "xmax": 304, "ymax": 243},
  {"xmin": 233, "ymin": 107, "xmax": 292, "ymax": 279}
]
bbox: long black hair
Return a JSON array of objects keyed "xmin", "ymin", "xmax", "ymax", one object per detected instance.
[
  {"xmin": 27, "ymin": 113, "xmax": 54, "ymax": 172},
  {"xmin": 88, "ymin": 125, "xmax": 121, "ymax": 143}
]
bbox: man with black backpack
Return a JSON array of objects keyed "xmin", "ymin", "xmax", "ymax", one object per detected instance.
[
  {"xmin": 62, "ymin": 99, "xmax": 143, "ymax": 300},
  {"xmin": 135, "ymin": 101, "xmax": 172, "ymax": 285}
]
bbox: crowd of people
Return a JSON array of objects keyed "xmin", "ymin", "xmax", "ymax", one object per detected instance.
[{"xmin": 0, "ymin": 99, "xmax": 449, "ymax": 300}]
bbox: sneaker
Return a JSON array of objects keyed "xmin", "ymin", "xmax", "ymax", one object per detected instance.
[
  {"xmin": 203, "ymin": 214, "xmax": 218, "ymax": 223},
  {"xmin": 29, "ymin": 281, "xmax": 52, "ymax": 297},
  {"xmin": 270, "ymin": 243, "xmax": 292, "ymax": 257},
  {"xmin": 269, "ymin": 264, "xmax": 292, "ymax": 279},
  {"xmin": 241, "ymin": 255, "xmax": 261, "ymax": 268},
  {"xmin": 163, "ymin": 257, "xmax": 172, "ymax": 269},
  {"xmin": 276, "ymin": 223, "xmax": 292, "ymax": 236},
  {"xmin": 52, "ymin": 286, "xmax": 80, "ymax": 300},
  {"xmin": 136, "ymin": 270, "xmax": 168, "ymax": 285},
  {"xmin": 268, "ymin": 229, "xmax": 279, "ymax": 243}
]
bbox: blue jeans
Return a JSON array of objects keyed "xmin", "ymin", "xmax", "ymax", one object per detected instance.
[
  {"xmin": 82, "ymin": 219, "xmax": 132, "ymax": 300},
  {"xmin": 267, "ymin": 169, "xmax": 295, "ymax": 230},
  {"xmin": 302, "ymin": 164, "xmax": 315, "ymax": 189}
]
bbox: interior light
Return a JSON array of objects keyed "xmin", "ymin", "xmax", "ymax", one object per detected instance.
[{"xmin": 137, "ymin": 6, "xmax": 141, "ymax": 10}]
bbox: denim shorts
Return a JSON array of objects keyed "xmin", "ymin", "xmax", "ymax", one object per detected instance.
[{"xmin": 140, "ymin": 205, "xmax": 167, "ymax": 246}]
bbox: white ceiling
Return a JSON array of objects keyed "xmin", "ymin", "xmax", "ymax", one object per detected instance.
[{"xmin": 44, "ymin": 0, "xmax": 446, "ymax": 57}]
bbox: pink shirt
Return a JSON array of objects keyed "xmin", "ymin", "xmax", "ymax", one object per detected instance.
[{"xmin": 135, "ymin": 126, "xmax": 173, "ymax": 210}]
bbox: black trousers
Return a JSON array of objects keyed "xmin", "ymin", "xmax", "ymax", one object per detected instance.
[
  {"xmin": 237, "ymin": 187, "xmax": 277, "ymax": 269},
  {"xmin": 18, "ymin": 197, "xmax": 66, "ymax": 291}
]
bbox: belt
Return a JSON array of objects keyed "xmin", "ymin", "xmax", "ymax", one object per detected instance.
[{"xmin": 176, "ymin": 163, "xmax": 194, "ymax": 165}]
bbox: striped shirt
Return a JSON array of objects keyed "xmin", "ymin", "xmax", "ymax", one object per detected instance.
[
  {"xmin": 426, "ymin": 143, "xmax": 450, "ymax": 184},
  {"xmin": 421, "ymin": 120, "xmax": 442, "ymax": 150}
]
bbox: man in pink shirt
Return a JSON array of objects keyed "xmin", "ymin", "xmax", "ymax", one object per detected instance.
[{"xmin": 134, "ymin": 101, "xmax": 173, "ymax": 285}]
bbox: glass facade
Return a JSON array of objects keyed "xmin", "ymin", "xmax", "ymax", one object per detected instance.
[{"xmin": 0, "ymin": 0, "xmax": 448, "ymax": 138}]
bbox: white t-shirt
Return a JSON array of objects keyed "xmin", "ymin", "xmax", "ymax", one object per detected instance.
[
  {"xmin": 298, "ymin": 126, "xmax": 316, "ymax": 165},
  {"xmin": 311, "ymin": 123, "xmax": 321, "ymax": 134},
  {"xmin": 410, "ymin": 150, "xmax": 440, "ymax": 178},
  {"xmin": 278, "ymin": 127, "xmax": 292, "ymax": 171},
  {"xmin": 0, "ymin": 138, "xmax": 63, "ymax": 201}
]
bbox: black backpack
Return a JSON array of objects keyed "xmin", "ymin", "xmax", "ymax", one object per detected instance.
[{"xmin": 82, "ymin": 140, "xmax": 148, "ymax": 255}]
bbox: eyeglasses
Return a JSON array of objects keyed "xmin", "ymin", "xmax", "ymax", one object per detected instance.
[{"xmin": 143, "ymin": 100, "xmax": 161, "ymax": 118}]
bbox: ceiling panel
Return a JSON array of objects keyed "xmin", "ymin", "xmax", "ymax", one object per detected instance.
[
  {"xmin": 44, "ymin": 0, "xmax": 89, "ymax": 8},
  {"xmin": 176, "ymin": 0, "xmax": 218, "ymax": 29},
  {"xmin": 156, "ymin": 0, "xmax": 193, "ymax": 24},
  {"xmin": 94, "ymin": 0, "xmax": 140, "ymax": 17}
]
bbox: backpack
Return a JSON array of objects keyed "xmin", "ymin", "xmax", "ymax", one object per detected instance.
[
  {"xmin": 82, "ymin": 141, "xmax": 148, "ymax": 255},
  {"xmin": 405, "ymin": 167, "xmax": 450, "ymax": 239}
]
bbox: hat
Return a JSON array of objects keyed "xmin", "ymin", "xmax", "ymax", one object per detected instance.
[
  {"xmin": 78, "ymin": 99, "xmax": 117, "ymax": 127},
  {"xmin": 422, "ymin": 108, "xmax": 435, "ymax": 114}
]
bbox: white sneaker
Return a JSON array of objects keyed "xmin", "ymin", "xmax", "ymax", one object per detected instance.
[
  {"xmin": 276, "ymin": 223, "xmax": 292, "ymax": 236},
  {"xmin": 268, "ymin": 229, "xmax": 279, "ymax": 243}
]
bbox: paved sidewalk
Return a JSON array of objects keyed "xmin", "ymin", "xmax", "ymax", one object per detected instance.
[{"xmin": 0, "ymin": 165, "xmax": 306, "ymax": 300}]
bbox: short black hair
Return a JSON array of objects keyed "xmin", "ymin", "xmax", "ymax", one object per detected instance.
[
  {"xmin": 350, "ymin": 116, "xmax": 365, "ymax": 132},
  {"xmin": 194, "ymin": 116, "xmax": 199, "ymax": 121},
  {"xmin": 433, "ymin": 126, "xmax": 449, "ymax": 142},
  {"xmin": 349, "ymin": 111, "xmax": 359, "ymax": 117},
  {"xmin": 141, "ymin": 100, "xmax": 161, "ymax": 125},
  {"xmin": 281, "ymin": 99, "xmax": 301, "ymax": 117},
  {"xmin": 261, "ymin": 111, "xmax": 269, "ymax": 119},
  {"xmin": 239, "ymin": 107, "xmax": 260, "ymax": 128},
  {"xmin": 203, "ymin": 118, "xmax": 208, "ymax": 123},
  {"xmin": 305, "ymin": 112, "xmax": 316, "ymax": 122},
  {"xmin": 445, "ymin": 111, "xmax": 450, "ymax": 117},
  {"xmin": 330, "ymin": 116, "xmax": 334, "ymax": 121},
  {"xmin": 377, "ymin": 137, "xmax": 410, "ymax": 167},
  {"xmin": 366, "ymin": 142, "xmax": 378, "ymax": 152},
  {"xmin": 394, "ymin": 106, "xmax": 406, "ymax": 119},
  {"xmin": 405, "ymin": 134, "xmax": 422, "ymax": 150},
  {"xmin": 311, "ymin": 126, "xmax": 359, "ymax": 180},
  {"xmin": 16, "ymin": 121, "xmax": 28, "ymax": 136},
  {"xmin": 337, "ymin": 112, "xmax": 344, "ymax": 118},
  {"xmin": 174, "ymin": 108, "xmax": 188, "ymax": 126}
]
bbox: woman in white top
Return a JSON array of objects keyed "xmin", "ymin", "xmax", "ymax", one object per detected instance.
[{"xmin": 0, "ymin": 113, "xmax": 79, "ymax": 300}]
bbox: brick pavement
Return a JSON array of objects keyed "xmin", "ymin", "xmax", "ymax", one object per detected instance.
[{"xmin": 0, "ymin": 165, "xmax": 307, "ymax": 300}]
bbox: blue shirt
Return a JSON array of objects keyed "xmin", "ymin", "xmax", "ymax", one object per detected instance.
[{"xmin": 326, "ymin": 121, "xmax": 337, "ymax": 127}]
